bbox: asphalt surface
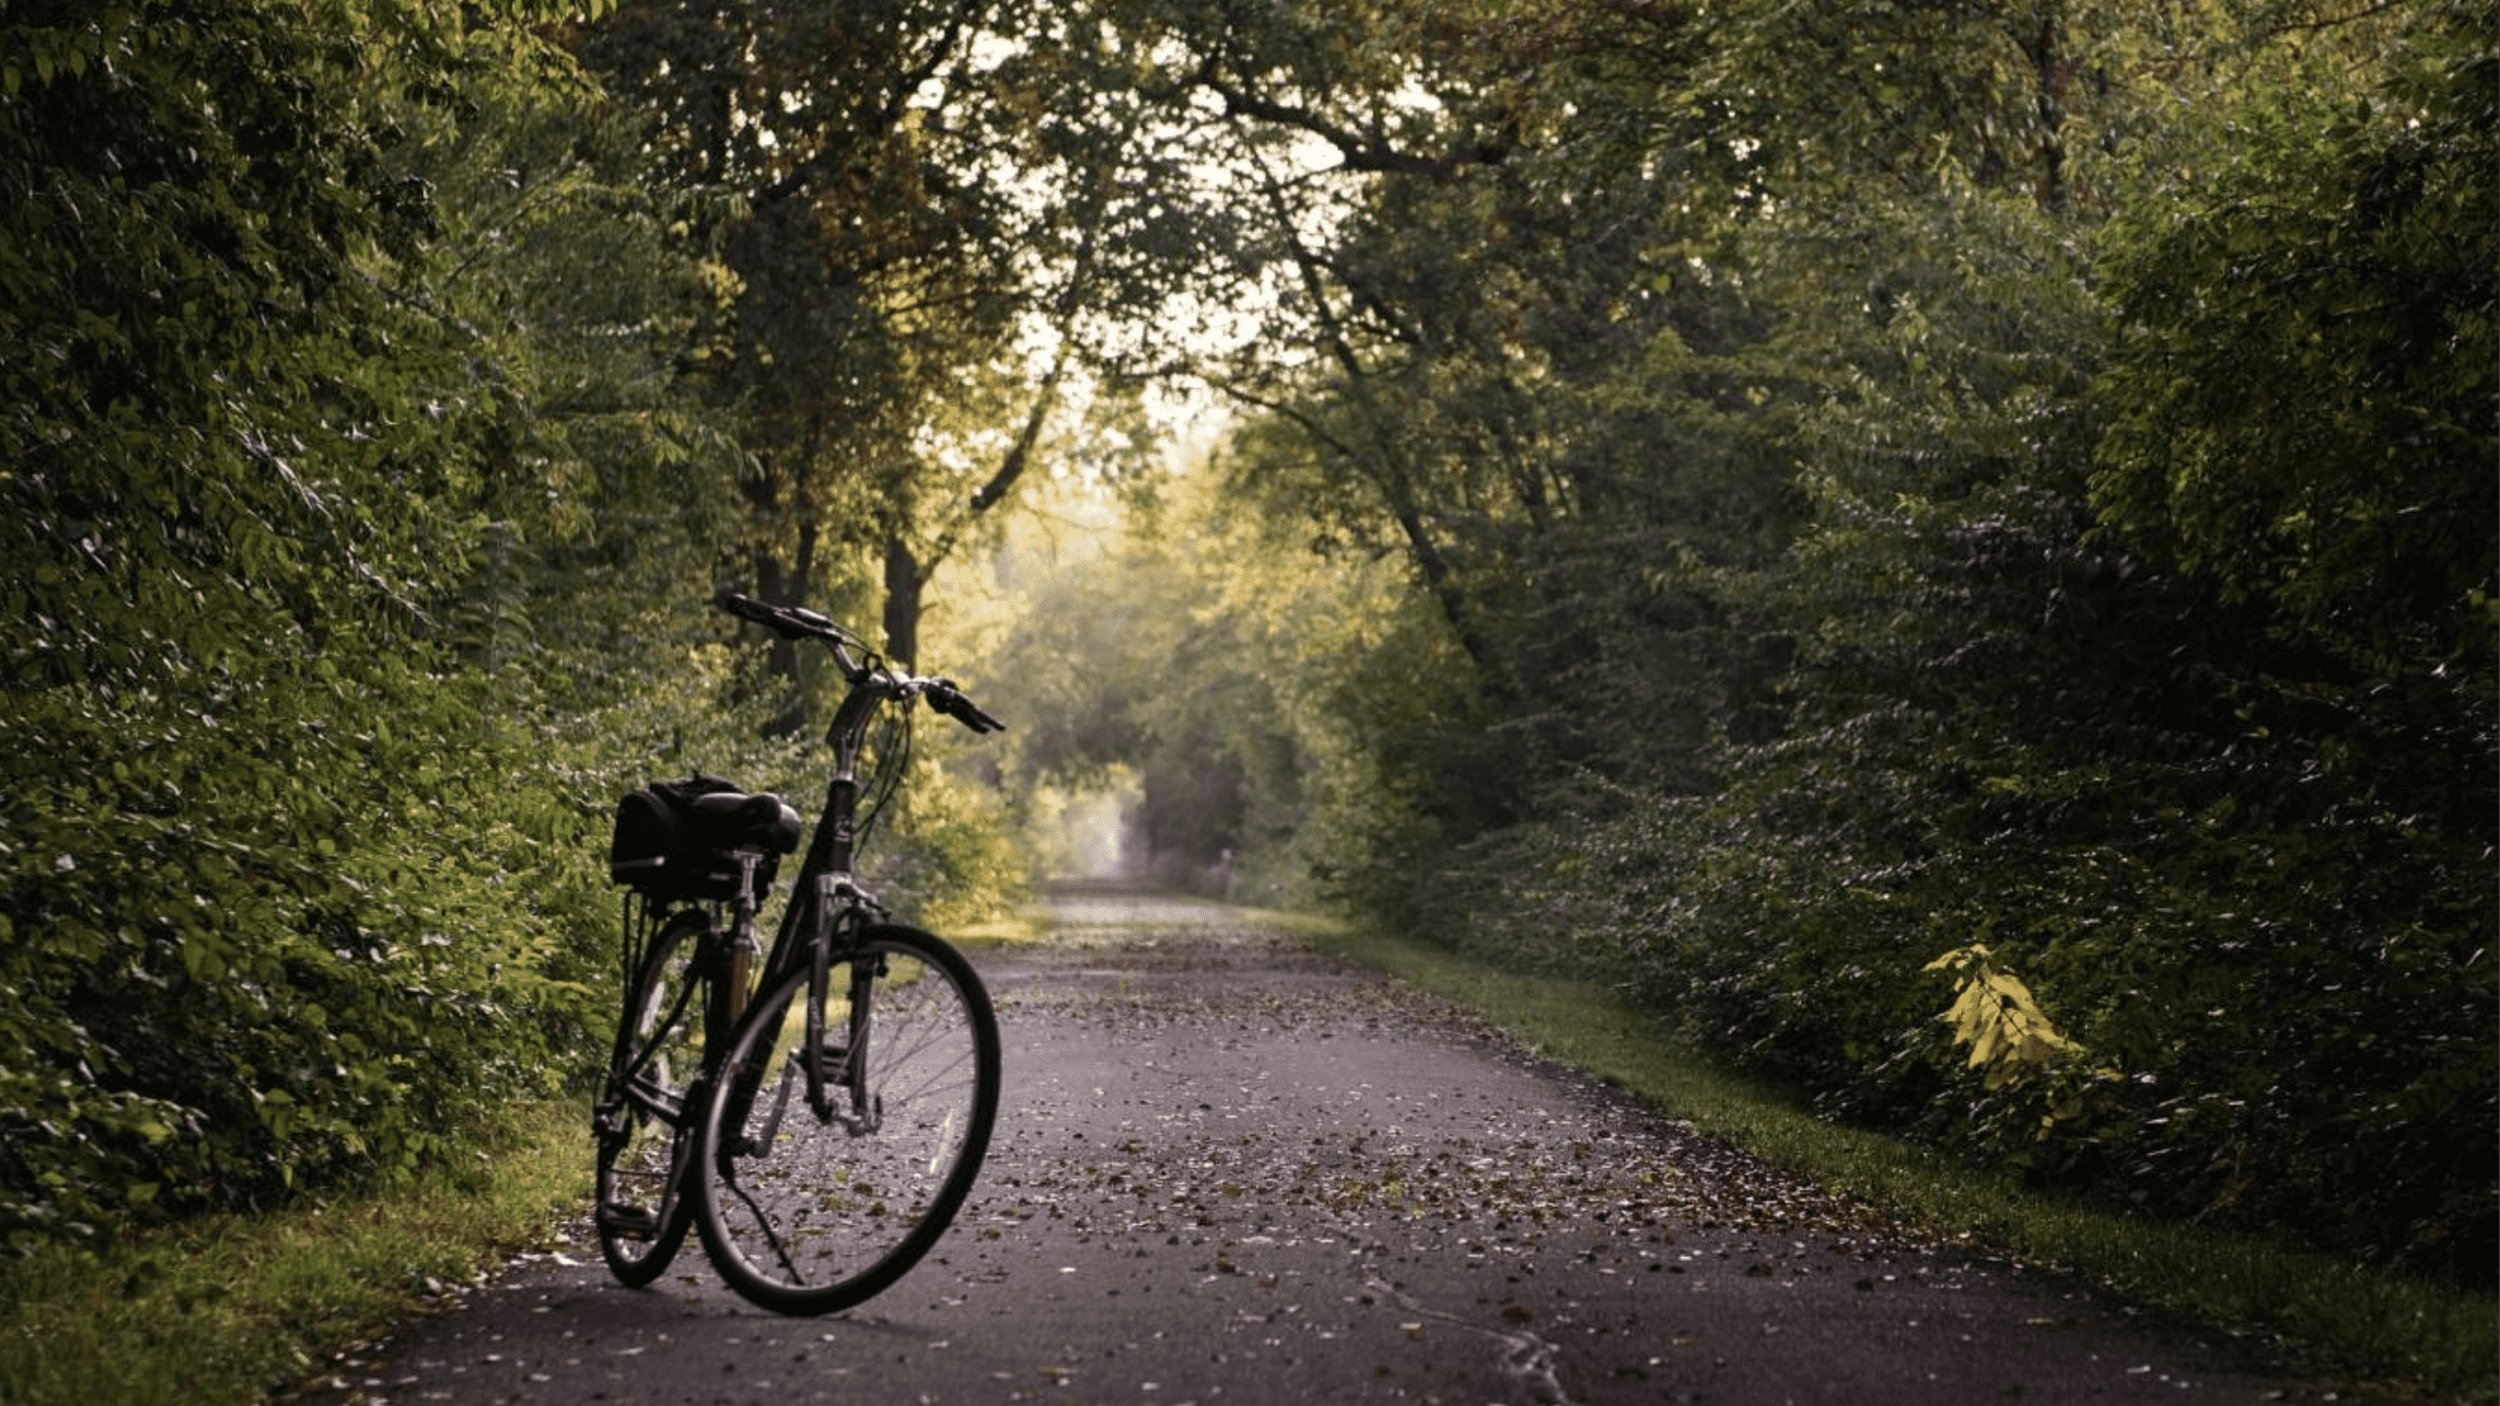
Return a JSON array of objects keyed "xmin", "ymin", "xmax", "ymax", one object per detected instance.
[{"xmin": 287, "ymin": 890, "xmax": 2355, "ymax": 1406}]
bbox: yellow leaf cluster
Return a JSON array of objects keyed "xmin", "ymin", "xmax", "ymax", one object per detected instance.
[{"xmin": 1925, "ymin": 945, "xmax": 2077, "ymax": 1090}]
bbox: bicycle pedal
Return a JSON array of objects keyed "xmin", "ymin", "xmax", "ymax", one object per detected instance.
[
  {"xmin": 787, "ymin": 1044, "xmax": 855, "ymax": 1086},
  {"xmin": 596, "ymin": 1202, "xmax": 658, "ymax": 1238},
  {"xmin": 591, "ymin": 1107, "xmax": 631, "ymax": 1152}
]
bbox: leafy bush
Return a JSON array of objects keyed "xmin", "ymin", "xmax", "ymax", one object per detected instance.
[
  {"xmin": 1586, "ymin": 466, "xmax": 2495, "ymax": 1281},
  {"xmin": 0, "ymin": 0, "xmax": 730, "ymax": 1250},
  {"xmin": 859, "ymin": 753, "xmax": 1031, "ymax": 933}
]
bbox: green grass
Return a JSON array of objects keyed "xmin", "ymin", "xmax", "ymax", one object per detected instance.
[
  {"xmin": 0, "ymin": 1099, "xmax": 589, "ymax": 1406},
  {"xmin": 1281, "ymin": 910, "xmax": 2499, "ymax": 1405}
]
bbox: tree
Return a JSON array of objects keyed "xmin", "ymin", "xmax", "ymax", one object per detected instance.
[
  {"xmin": 572, "ymin": 2, "xmax": 1210, "ymax": 722},
  {"xmin": 1076, "ymin": 0, "xmax": 1814, "ymax": 912},
  {"xmin": 571, "ymin": 1, "xmax": 1002, "ymax": 714}
]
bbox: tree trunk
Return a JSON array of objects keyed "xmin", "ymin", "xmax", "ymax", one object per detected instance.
[
  {"xmin": 2020, "ymin": 1, "xmax": 2069, "ymax": 213},
  {"xmin": 882, "ymin": 533, "xmax": 924, "ymax": 671},
  {"xmin": 753, "ymin": 516, "xmax": 818, "ymax": 737}
]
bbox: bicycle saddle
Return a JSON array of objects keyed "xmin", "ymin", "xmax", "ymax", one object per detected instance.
[{"xmin": 688, "ymin": 790, "xmax": 803, "ymax": 854}]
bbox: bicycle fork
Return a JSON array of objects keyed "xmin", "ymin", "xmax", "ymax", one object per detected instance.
[{"xmin": 722, "ymin": 877, "xmax": 886, "ymax": 1162}]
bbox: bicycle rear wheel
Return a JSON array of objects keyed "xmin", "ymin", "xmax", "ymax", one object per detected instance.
[
  {"xmin": 593, "ymin": 906, "xmax": 710, "ymax": 1287},
  {"xmin": 695, "ymin": 923, "xmax": 1001, "ymax": 1315}
]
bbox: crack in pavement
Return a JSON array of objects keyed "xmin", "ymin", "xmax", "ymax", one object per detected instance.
[{"xmin": 1365, "ymin": 1274, "xmax": 1577, "ymax": 1406}]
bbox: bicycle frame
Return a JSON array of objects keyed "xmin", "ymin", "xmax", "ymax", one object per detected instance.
[
  {"xmin": 707, "ymin": 591, "xmax": 1001, "ymax": 1146},
  {"xmin": 745, "ymin": 676, "xmax": 888, "ymax": 1131},
  {"xmin": 753, "ymin": 665, "xmax": 886, "ymax": 983}
]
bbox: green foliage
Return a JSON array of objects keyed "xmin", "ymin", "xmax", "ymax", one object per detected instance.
[
  {"xmin": 0, "ymin": 0, "xmax": 742, "ymax": 1249},
  {"xmin": 2063, "ymin": 0, "xmax": 2496, "ymax": 1277},
  {"xmin": 2092, "ymin": 1, "xmax": 2497, "ymax": 671},
  {"xmin": 1604, "ymin": 78, "xmax": 2495, "ymax": 1263},
  {"xmin": 1164, "ymin": 0, "xmax": 2495, "ymax": 1290},
  {"xmin": 868, "ymin": 754, "xmax": 1031, "ymax": 932},
  {"xmin": 4, "ymin": 0, "xmax": 463, "ymax": 1239}
]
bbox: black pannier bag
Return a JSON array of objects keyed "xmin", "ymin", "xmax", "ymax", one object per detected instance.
[{"xmin": 609, "ymin": 774, "xmax": 802, "ymax": 902}]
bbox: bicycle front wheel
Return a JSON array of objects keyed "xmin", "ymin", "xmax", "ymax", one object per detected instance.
[
  {"xmin": 592, "ymin": 907, "xmax": 710, "ymax": 1287},
  {"xmin": 695, "ymin": 923, "xmax": 1001, "ymax": 1315}
]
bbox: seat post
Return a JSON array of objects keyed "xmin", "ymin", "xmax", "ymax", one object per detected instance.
[{"xmin": 726, "ymin": 849, "xmax": 765, "ymax": 1025}]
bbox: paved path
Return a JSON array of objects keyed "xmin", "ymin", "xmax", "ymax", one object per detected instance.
[{"xmin": 289, "ymin": 892, "xmax": 2351, "ymax": 1405}]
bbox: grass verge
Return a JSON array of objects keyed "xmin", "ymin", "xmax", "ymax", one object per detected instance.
[
  {"xmin": 1278, "ymin": 910, "xmax": 2499, "ymax": 1405},
  {"xmin": 0, "ymin": 1098, "xmax": 588, "ymax": 1406}
]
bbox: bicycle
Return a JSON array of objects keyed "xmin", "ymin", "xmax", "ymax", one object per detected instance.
[{"xmin": 590, "ymin": 590, "xmax": 1006, "ymax": 1314}]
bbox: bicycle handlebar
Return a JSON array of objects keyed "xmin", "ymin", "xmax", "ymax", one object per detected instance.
[
  {"xmin": 716, "ymin": 591, "xmax": 1005, "ymax": 734},
  {"xmin": 718, "ymin": 589, "xmax": 854, "ymax": 646},
  {"xmin": 924, "ymin": 680, "xmax": 1006, "ymax": 735}
]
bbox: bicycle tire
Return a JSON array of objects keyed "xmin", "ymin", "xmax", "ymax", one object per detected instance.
[
  {"xmin": 593, "ymin": 906, "xmax": 711, "ymax": 1287},
  {"xmin": 694, "ymin": 923, "xmax": 1001, "ymax": 1315}
]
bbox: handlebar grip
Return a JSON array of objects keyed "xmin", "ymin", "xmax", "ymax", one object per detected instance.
[
  {"xmin": 717, "ymin": 590, "xmax": 781, "ymax": 628},
  {"xmin": 928, "ymin": 682, "xmax": 1005, "ymax": 734},
  {"xmin": 717, "ymin": 590, "xmax": 844, "ymax": 644}
]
